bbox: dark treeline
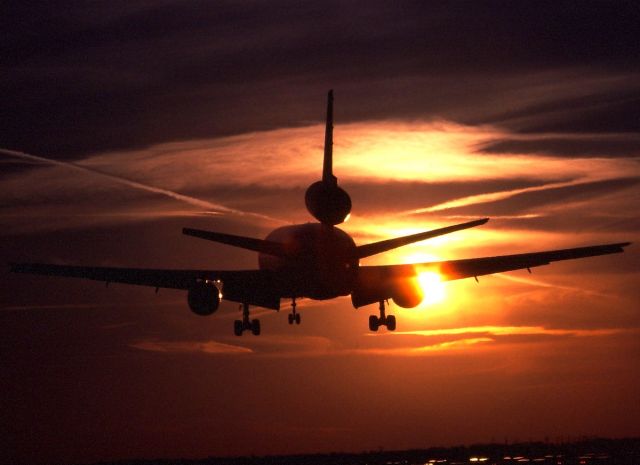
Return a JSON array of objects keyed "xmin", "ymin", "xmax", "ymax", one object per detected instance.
[{"xmin": 87, "ymin": 437, "xmax": 640, "ymax": 465}]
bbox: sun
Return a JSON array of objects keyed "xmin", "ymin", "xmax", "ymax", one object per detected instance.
[
  {"xmin": 417, "ymin": 271, "xmax": 446, "ymax": 305},
  {"xmin": 396, "ymin": 252, "xmax": 447, "ymax": 307}
]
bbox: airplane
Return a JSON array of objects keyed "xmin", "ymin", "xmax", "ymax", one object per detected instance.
[{"xmin": 9, "ymin": 90, "xmax": 631, "ymax": 336}]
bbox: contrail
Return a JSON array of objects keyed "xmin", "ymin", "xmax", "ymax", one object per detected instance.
[{"xmin": 1, "ymin": 148, "xmax": 285, "ymax": 225}]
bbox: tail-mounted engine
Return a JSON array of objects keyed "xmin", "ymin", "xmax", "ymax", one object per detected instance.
[
  {"xmin": 305, "ymin": 181, "xmax": 352, "ymax": 225},
  {"xmin": 187, "ymin": 281, "xmax": 221, "ymax": 316}
]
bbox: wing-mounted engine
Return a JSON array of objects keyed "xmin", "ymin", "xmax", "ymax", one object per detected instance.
[
  {"xmin": 305, "ymin": 89, "xmax": 352, "ymax": 226},
  {"xmin": 187, "ymin": 281, "xmax": 221, "ymax": 316},
  {"xmin": 351, "ymin": 265, "xmax": 424, "ymax": 309}
]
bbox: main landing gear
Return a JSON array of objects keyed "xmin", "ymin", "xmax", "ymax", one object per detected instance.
[
  {"xmin": 287, "ymin": 297, "xmax": 301, "ymax": 325},
  {"xmin": 369, "ymin": 300, "xmax": 396, "ymax": 332},
  {"xmin": 234, "ymin": 302, "xmax": 260, "ymax": 336}
]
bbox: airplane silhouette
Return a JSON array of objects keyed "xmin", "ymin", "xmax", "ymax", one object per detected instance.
[{"xmin": 10, "ymin": 91, "xmax": 631, "ymax": 335}]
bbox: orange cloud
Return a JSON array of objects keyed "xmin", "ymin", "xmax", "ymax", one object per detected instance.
[{"xmin": 130, "ymin": 339, "xmax": 253, "ymax": 355}]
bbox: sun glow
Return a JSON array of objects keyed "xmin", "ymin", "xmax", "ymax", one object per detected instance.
[
  {"xmin": 393, "ymin": 252, "xmax": 449, "ymax": 309},
  {"xmin": 417, "ymin": 271, "xmax": 446, "ymax": 305}
]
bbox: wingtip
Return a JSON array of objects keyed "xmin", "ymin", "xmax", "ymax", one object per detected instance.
[{"xmin": 469, "ymin": 217, "xmax": 489, "ymax": 226}]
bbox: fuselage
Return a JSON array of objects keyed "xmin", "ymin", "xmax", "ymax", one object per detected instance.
[{"xmin": 258, "ymin": 223, "xmax": 358, "ymax": 300}]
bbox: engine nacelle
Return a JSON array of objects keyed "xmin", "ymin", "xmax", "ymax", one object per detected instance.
[
  {"xmin": 305, "ymin": 181, "xmax": 352, "ymax": 225},
  {"xmin": 391, "ymin": 277, "xmax": 424, "ymax": 308},
  {"xmin": 351, "ymin": 271, "xmax": 424, "ymax": 309},
  {"xmin": 187, "ymin": 282, "xmax": 221, "ymax": 316},
  {"xmin": 391, "ymin": 289, "xmax": 424, "ymax": 308}
]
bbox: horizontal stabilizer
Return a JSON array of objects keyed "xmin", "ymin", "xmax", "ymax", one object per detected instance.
[
  {"xmin": 356, "ymin": 218, "xmax": 489, "ymax": 259},
  {"xmin": 183, "ymin": 228, "xmax": 287, "ymax": 257}
]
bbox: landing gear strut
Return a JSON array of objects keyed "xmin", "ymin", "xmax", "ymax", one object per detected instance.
[
  {"xmin": 234, "ymin": 302, "xmax": 260, "ymax": 336},
  {"xmin": 287, "ymin": 297, "xmax": 301, "ymax": 325},
  {"xmin": 369, "ymin": 300, "xmax": 396, "ymax": 332}
]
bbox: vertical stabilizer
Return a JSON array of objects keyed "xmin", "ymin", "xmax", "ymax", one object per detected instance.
[
  {"xmin": 323, "ymin": 89, "xmax": 336, "ymax": 185},
  {"xmin": 305, "ymin": 89, "xmax": 352, "ymax": 225}
]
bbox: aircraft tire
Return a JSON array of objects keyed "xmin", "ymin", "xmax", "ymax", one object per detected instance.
[
  {"xmin": 369, "ymin": 315, "xmax": 379, "ymax": 331},
  {"xmin": 288, "ymin": 314, "xmax": 294, "ymax": 324},
  {"xmin": 234, "ymin": 320, "xmax": 243, "ymax": 336},
  {"xmin": 387, "ymin": 315, "xmax": 396, "ymax": 331},
  {"xmin": 295, "ymin": 313, "xmax": 301, "ymax": 325},
  {"xmin": 251, "ymin": 319, "xmax": 261, "ymax": 336}
]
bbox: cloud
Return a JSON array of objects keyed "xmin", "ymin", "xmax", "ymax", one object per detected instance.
[
  {"xmin": 394, "ymin": 325, "xmax": 625, "ymax": 338},
  {"xmin": 0, "ymin": 148, "xmax": 283, "ymax": 225},
  {"xmin": 128, "ymin": 335, "xmax": 340, "ymax": 358},
  {"xmin": 480, "ymin": 134, "xmax": 640, "ymax": 158},
  {"xmin": 424, "ymin": 177, "xmax": 640, "ymax": 217},
  {"xmin": 3, "ymin": 2, "xmax": 639, "ymax": 158},
  {"xmin": 130, "ymin": 339, "xmax": 253, "ymax": 355},
  {"xmin": 344, "ymin": 325, "xmax": 639, "ymax": 357}
]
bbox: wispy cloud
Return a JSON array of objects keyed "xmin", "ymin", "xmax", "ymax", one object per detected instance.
[
  {"xmin": 393, "ymin": 325, "xmax": 625, "ymax": 338},
  {"xmin": 130, "ymin": 339, "xmax": 253, "ymax": 355},
  {"xmin": 3, "ymin": 121, "xmax": 637, "ymax": 239},
  {"xmin": 0, "ymin": 148, "xmax": 284, "ymax": 226}
]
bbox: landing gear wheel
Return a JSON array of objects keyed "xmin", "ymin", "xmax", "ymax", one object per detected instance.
[
  {"xmin": 235, "ymin": 303, "xmax": 261, "ymax": 336},
  {"xmin": 288, "ymin": 297, "xmax": 301, "ymax": 326},
  {"xmin": 370, "ymin": 300, "xmax": 397, "ymax": 331},
  {"xmin": 234, "ymin": 320, "xmax": 243, "ymax": 336},
  {"xmin": 386, "ymin": 314, "xmax": 396, "ymax": 331}
]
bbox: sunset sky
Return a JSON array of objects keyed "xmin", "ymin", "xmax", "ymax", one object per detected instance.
[{"xmin": 2, "ymin": 2, "xmax": 639, "ymax": 464}]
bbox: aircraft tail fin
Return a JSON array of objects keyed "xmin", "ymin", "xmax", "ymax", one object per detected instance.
[
  {"xmin": 356, "ymin": 218, "xmax": 489, "ymax": 259},
  {"xmin": 322, "ymin": 89, "xmax": 336, "ymax": 185},
  {"xmin": 183, "ymin": 228, "xmax": 287, "ymax": 257}
]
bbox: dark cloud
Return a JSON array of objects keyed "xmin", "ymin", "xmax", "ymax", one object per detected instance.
[
  {"xmin": 480, "ymin": 136, "xmax": 640, "ymax": 158},
  {"xmin": 486, "ymin": 212, "xmax": 640, "ymax": 235},
  {"xmin": 432, "ymin": 177, "xmax": 640, "ymax": 217},
  {"xmin": 2, "ymin": 1, "xmax": 639, "ymax": 157}
]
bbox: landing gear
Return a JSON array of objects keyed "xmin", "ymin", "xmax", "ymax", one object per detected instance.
[
  {"xmin": 234, "ymin": 303, "xmax": 261, "ymax": 336},
  {"xmin": 288, "ymin": 298, "xmax": 301, "ymax": 325},
  {"xmin": 369, "ymin": 300, "xmax": 396, "ymax": 332}
]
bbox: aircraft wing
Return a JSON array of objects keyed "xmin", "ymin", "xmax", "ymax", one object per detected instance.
[
  {"xmin": 424, "ymin": 242, "xmax": 631, "ymax": 281},
  {"xmin": 9, "ymin": 263, "xmax": 283, "ymax": 309},
  {"xmin": 352, "ymin": 242, "xmax": 630, "ymax": 307}
]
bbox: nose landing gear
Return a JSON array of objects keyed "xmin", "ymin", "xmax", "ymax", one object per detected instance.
[
  {"xmin": 234, "ymin": 302, "xmax": 261, "ymax": 336},
  {"xmin": 369, "ymin": 300, "xmax": 396, "ymax": 332},
  {"xmin": 287, "ymin": 297, "xmax": 301, "ymax": 325}
]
